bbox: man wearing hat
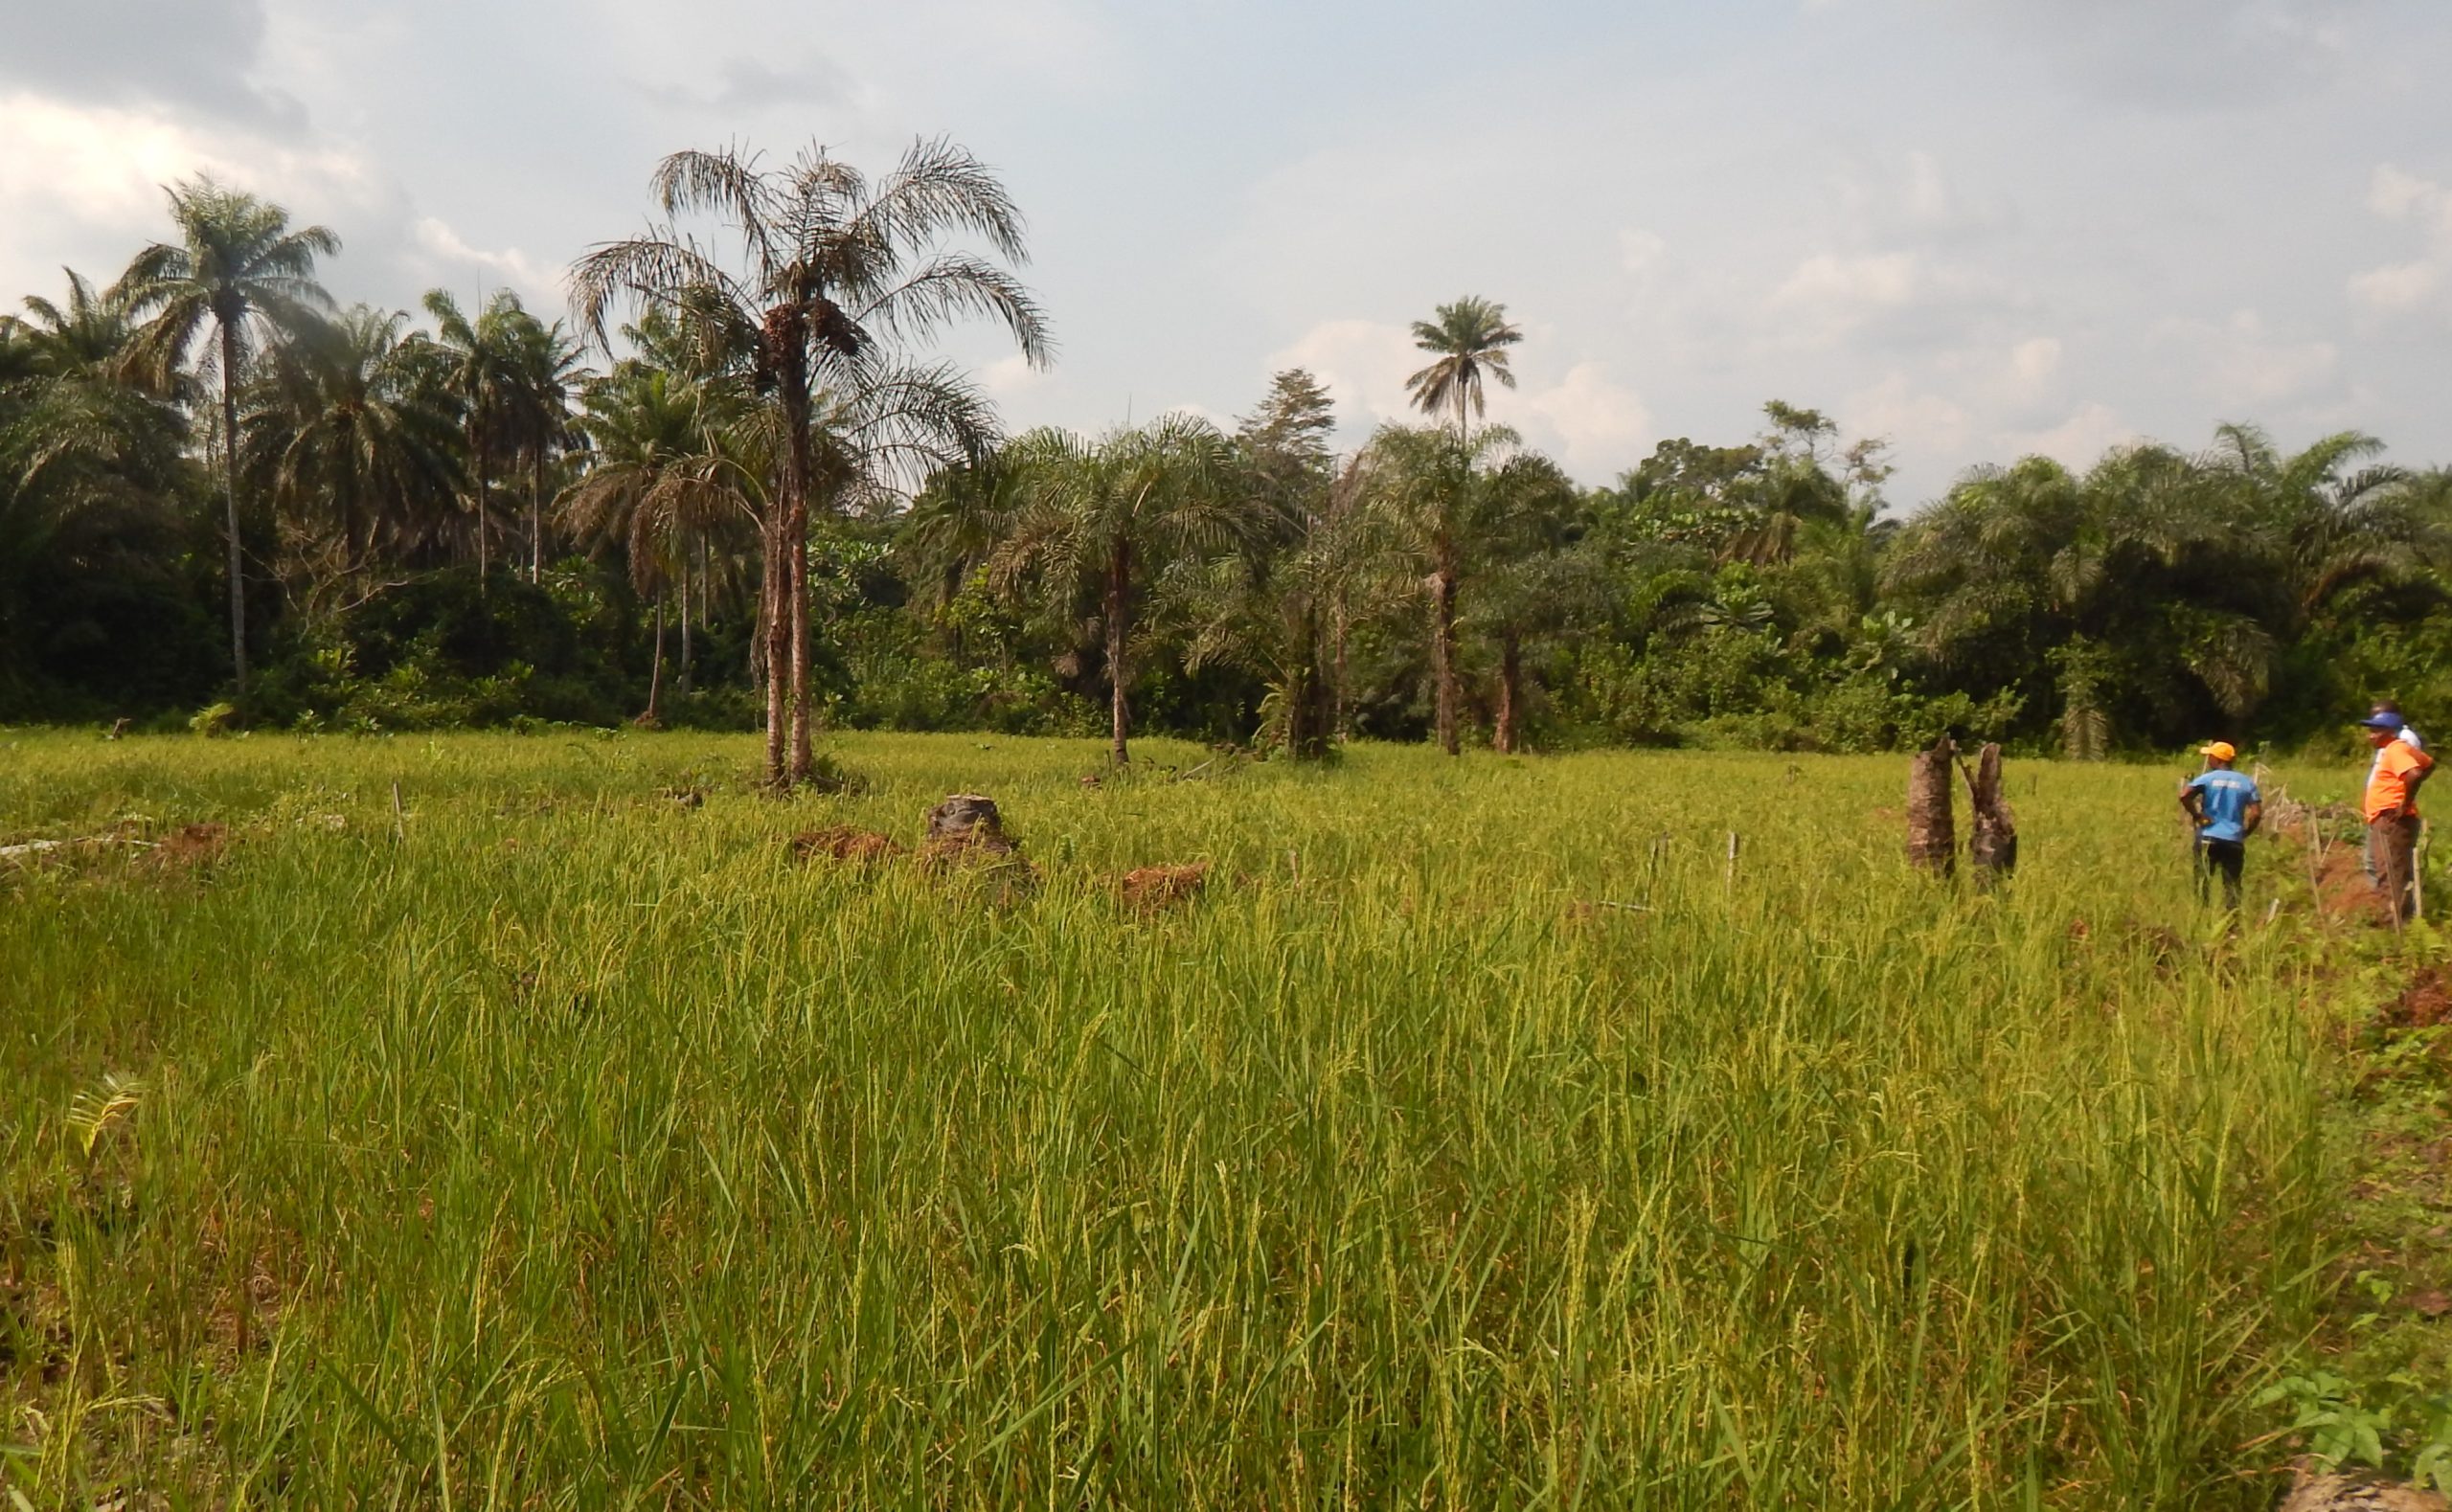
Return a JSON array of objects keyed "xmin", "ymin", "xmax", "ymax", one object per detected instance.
[
  {"xmin": 2180, "ymin": 742, "xmax": 2261, "ymax": 910},
  {"xmin": 2361, "ymin": 710, "xmax": 2435, "ymax": 923}
]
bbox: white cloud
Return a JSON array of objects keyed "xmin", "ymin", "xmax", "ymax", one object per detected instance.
[
  {"xmin": 406, "ymin": 216, "xmax": 557, "ymax": 306},
  {"xmin": 2350, "ymin": 165, "xmax": 2452, "ymax": 324},
  {"xmin": 0, "ymin": 88, "xmax": 399, "ymax": 331},
  {"xmin": 2152, "ymin": 309, "xmax": 2338, "ymax": 408},
  {"xmin": 1265, "ymin": 318, "xmax": 1423, "ymax": 431},
  {"xmin": 2008, "ymin": 402, "xmax": 2135, "ymax": 473},
  {"xmin": 1842, "ymin": 374, "xmax": 1973, "ymax": 471},
  {"xmin": 1504, "ymin": 362, "xmax": 1653, "ymax": 478},
  {"xmin": 1766, "ymin": 252, "xmax": 1922, "ymax": 344},
  {"xmin": 976, "ymin": 352, "xmax": 1048, "ymax": 400},
  {"xmin": 2005, "ymin": 335, "xmax": 2061, "ymax": 392},
  {"xmin": 1617, "ymin": 228, "xmax": 1669, "ymax": 278}
]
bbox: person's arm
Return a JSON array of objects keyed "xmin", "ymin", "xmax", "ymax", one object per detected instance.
[
  {"xmin": 2179, "ymin": 778, "xmax": 2206, "ymax": 826},
  {"xmin": 2243, "ymin": 798, "xmax": 2263, "ymax": 837}
]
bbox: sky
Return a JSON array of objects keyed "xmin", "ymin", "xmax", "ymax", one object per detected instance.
[{"xmin": 2, "ymin": 0, "xmax": 2447, "ymax": 507}]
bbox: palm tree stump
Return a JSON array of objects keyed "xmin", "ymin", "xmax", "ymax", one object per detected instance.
[
  {"xmin": 922, "ymin": 794, "xmax": 1016, "ymax": 862},
  {"xmin": 1962, "ymin": 742, "xmax": 2018, "ymax": 883},
  {"xmin": 1907, "ymin": 735, "xmax": 1957, "ymax": 875}
]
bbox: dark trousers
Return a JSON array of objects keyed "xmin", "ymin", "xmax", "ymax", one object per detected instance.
[
  {"xmin": 2368, "ymin": 814, "xmax": 2421, "ymax": 923},
  {"xmin": 2194, "ymin": 837, "xmax": 2245, "ymax": 910}
]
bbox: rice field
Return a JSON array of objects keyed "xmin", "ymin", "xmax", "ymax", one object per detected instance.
[{"xmin": 0, "ymin": 731, "xmax": 2371, "ymax": 1506}]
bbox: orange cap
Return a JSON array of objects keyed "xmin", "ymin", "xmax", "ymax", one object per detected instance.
[{"xmin": 2199, "ymin": 741, "xmax": 2236, "ymax": 761}]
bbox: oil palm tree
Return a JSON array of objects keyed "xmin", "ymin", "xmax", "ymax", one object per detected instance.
[
  {"xmin": 115, "ymin": 178, "xmax": 339, "ymax": 706},
  {"xmin": 2206, "ymin": 422, "xmax": 2434, "ymax": 634},
  {"xmin": 1163, "ymin": 483, "xmax": 1378, "ymax": 760},
  {"xmin": 247, "ymin": 305, "xmax": 463, "ymax": 575},
  {"xmin": 3, "ymin": 271, "xmax": 160, "ymax": 386},
  {"xmin": 571, "ymin": 137, "xmax": 1050, "ymax": 788},
  {"xmin": 1359, "ymin": 422, "xmax": 1568, "ymax": 755},
  {"xmin": 495, "ymin": 303, "xmax": 586, "ymax": 583},
  {"xmin": 1404, "ymin": 296, "xmax": 1521, "ymax": 438},
  {"xmin": 981, "ymin": 416, "xmax": 1242, "ymax": 764},
  {"xmin": 561, "ymin": 365, "xmax": 761, "ymax": 724},
  {"xmin": 419, "ymin": 288, "xmax": 526, "ymax": 583}
]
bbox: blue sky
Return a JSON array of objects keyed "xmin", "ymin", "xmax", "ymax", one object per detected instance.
[{"xmin": 3, "ymin": 0, "xmax": 2447, "ymax": 505}]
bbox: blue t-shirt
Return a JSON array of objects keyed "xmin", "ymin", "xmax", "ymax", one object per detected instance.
[{"xmin": 2187, "ymin": 768, "xmax": 2261, "ymax": 843}]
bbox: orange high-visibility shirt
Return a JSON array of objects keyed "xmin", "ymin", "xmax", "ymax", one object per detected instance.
[{"xmin": 2365, "ymin": 740, "xmax": 2434, "ymax": 822}]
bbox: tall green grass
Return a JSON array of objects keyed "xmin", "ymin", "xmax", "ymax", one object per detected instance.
[{"xmin": 1, "ymin": 733, "xmax": 2337, "ymax": 1506}]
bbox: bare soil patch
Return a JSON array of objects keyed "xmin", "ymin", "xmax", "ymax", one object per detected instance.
[
  {"xmin": 1119, "ymin": 862, "xmax": 1209, "ymax": 914},
  {"xmin": 792, "ymin": 826, "xmax": 904, "ymax": 865}
]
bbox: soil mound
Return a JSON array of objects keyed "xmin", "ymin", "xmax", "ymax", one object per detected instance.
[
  {"xmin": 1120, "ymin": 863, "xmax": 1208, "ymax": 914},
  {"xmin": 791, "ymin": 826, "xmax": 903, "ymax": 864},
  {"xmin": 2312, "ymin": 842, "xmax": 2394, "ymax": 926},
  {"xmin": 2383, "ymin": 967, "xmax": 2452, "ymax": 1031},
  {"xmin": 143, "ymin": 823, "xmax": 230, "ymax": 874}
]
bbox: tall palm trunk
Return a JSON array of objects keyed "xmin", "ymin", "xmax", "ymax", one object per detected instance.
[
  {"xmin": 531, "ymin": 445, "xmax": 546, "ymax": 584},
  {"xmin": 1106, "ymin": 538, "xmax": 1132, "ymax": 764},
  {"xmin": 1430, "ymin": 538, "xmax": 1460, "ymax": 756},
  {"xmin": 644, "ymin": 594, "xmax": 667, "ymax": 725},
  {"xmin": 782, "ymin": 378, "xmax": 818, "ymax": 787},
  {"xmin": 1493, "ymin": 630, "xmax": 1522, "ymax": 755},
  {"xmin": 217, "ymin": 319, "xmax": 248, "ymax": 707},
  {"xmin": 677, "ymin": 555, "xmax": 692, "ymax": 696},
  {"xmin": 759, "ymin": 507, "xmax": 787, "ymax": 784},
  {"xmin": 472, "ymin": 427, "xmax": 489, "ymax": 587},
  {"xmin": 1332, "ymin": 596, "xmax": 1351, "ymax": 741}
]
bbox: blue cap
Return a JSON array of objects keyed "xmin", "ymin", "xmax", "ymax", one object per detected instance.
[{"xmin": 2362, "ymin": 711, "xmax": 2406, "ymax": 731}]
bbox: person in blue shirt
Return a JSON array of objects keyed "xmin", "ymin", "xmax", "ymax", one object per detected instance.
[{"xmin": 2179, "ymin": 741, "xmax": 2262, "ymax": 910}]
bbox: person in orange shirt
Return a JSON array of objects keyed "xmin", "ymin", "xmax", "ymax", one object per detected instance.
[{"xmin": 2361, "ymin": 710, "xmax": 2435, "ymax": 923}]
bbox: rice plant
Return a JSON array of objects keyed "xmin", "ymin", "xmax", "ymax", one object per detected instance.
[{"xmin": 0, "ymin": 732, "xmax": 2349, "ymax": 1507}]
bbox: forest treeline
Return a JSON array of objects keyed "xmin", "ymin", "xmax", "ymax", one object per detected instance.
[{"xmin": 6, "ymin": 142, "xmax": 2449, "ymax": 781}]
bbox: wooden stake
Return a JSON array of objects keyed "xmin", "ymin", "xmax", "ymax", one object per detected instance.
[
  {"xmin": 391, "ymin": 779, "xmax": 405, "ymax": 845},
  {"xmin": 1725, "ymin": 831, "xmax": 1739, "ymax": 889},
  {"xmin": 2417, "ymin": 819, "xmax": 2430, "ymax": 923}
]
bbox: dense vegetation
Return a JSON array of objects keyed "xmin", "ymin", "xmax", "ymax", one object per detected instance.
[
  {"xmin": 0, "ymin": 731, "xmax": 2383, "ymax": 1505},
  {"xmin": 6, "ymin": 149, "xmax": 2449, "ymax": 776}
]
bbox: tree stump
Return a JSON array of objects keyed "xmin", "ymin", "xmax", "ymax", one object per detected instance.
[
  {"xmin": 920, "ymin": 793, "xmax": 1034, "ymax": 905},
  {"xmin": 922, "ymin": 794, "xmax": 1015, "ymax": 861},
  {"xmin": 1962, "ymin": 742, "xmax": 2017, "ymax": 883},
  {"xmin": 1907, "ymin": 735, "xmax": 1957, "ymax": 875}
]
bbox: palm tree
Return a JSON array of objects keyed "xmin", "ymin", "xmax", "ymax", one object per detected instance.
[
  {"xmin": 495, "ymin": 303, "xmax": 587, "ymax": 584},
  {"xmin": 2206, "ymin": 422, "xmax": 2433, "ymax": 634},
  {"xmin": 571, "ymin": 138, "xmax": 1050, "ymax": 788},
  {"xmin": 115, "ymin": 178, "xmax": 339, "ymax": 707},
  {"xmin": 3, "ymin": 272, "xmax": 158, "ymax": 385},
  {"xmin": 1404, "ymin": 296, "xmax": 1521, "ymax": 438},
  {"xmin": 1164, "ymin": 492, "xmax": 1377, "ymax": 760},
  {"xmin": 420, "ymin": 288, "xmax": 525, "ymax": 583},
  {"xmin": 981, "ymin": 417, "xmax": 1242, "ymax": 764},
  {"xmin": 560, "ymin": 365, "xmax": 760, "ymax": 724},
  {"xmin": 247, "ymin": 305, "xmax": 463, "ymax": 576},
  {"xmin": 1470, "ymin": 520, "xmax": 1599, "ymax": 756},
  {"xmin": 1358, "ymin": 422, "xmax": 1568, "ymax": 755}
]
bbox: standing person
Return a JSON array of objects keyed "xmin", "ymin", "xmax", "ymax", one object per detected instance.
[
  {"xmin": 2361, "ymin": 711, "xmax": 2435, "ymax": 924},
  {"xmin": 2180, "ymin": 741, "xmax": 2261, "ymax": 910},
  {"xmin": 2373, "ymin": 699, "xmax": 2424, "ymax": 755}
]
